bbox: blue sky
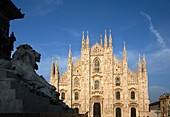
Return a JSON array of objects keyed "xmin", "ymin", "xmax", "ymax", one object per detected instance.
[{"xmin": 11, "ymin": 0, "xmax": 170, "ymax": 103}]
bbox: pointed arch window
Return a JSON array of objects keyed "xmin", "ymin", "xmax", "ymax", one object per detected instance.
[
  {"xmin": 74, "ymin": 77, "xmax": 79, "ymax": 87},
  {"xmin": 61, "ymin": 92, "xmax": 65, "ymax": 100},
  {"xmin": 116, "ymin": 91, "xmax": 120, "ymax": 100},
  {"xmin": 131, "ymin": 91, "xmax": 135, "ymax": 100},
  {"xmin": 94, "ymin": 80, "xmax": 99, "ymax": 90},
  {"xmin": 116, "ymin": 77, "xmax": 120, "ymax": 86},
  {"xmin": 75, "ymin": 92, "xmax": 78, "ymax": 100},
  {"xmin": 94, "ymin": 59, "xmax": 100, "ymax": 72}
]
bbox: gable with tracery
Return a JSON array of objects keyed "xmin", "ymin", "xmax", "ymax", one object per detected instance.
[{"xmin": 91, "ymin": 43, "xmax": 103, "ymax": 55}]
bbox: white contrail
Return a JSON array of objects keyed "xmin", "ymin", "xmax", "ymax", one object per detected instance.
[{"xmin": 140, "ymin": 12, "xmax": 167, "ymax": 49}]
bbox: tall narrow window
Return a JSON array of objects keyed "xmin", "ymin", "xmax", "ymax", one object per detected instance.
[
  {"xmin": 131, "ymin": 91, "xmax": 135, "ymax": 100},
  {"xmin": 75, "ymin": 92, "xmax": 78, "ymax": 100},
  {"xmin": 74, "ymin": 77, "xmax": 79, "ymax": 87},
  {"xmin": 61, "ymin": 92, "xmax": 65, "ymax": 100},
  {"xmin": 116, "ymin": 91, "xmax": 120, "ymax": 100},
  {"xmin": 94, "ymin": 80, "xmax": 99, "ymax": 90},
  {"xmin": 116, "ymin": 77, "xmax": 120, "ymax": 86},
  {"xmin": 94, "ymin": 59, "xmax": 100, "ymax": 72},
  {"xmin": 131, "ymin": 108, "xmax": 136, "ymax": 117},
  {"xmin": 116, "ymin": 108, "xmax": 121, "ymax": 117}
]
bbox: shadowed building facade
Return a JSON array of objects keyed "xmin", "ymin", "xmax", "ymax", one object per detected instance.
[
  {"xmin": 0, "ymin": 0, "xmax": 24, "ymax": 60},
  {"xmin": 50, "ymin": 30, "xmax": 150, "ymax": 117}
]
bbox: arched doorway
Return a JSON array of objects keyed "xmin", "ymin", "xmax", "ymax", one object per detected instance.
[
  {"xmin": 74, "ymin": 108, "xmax": 79, "ymax": 114},
  {"xmin": 93, "ymin": 103, "xmax": 101, "ymax": 117},
  {"xmin": 131, "ymin": 107, "xmax": 136, "ymax": 117}
]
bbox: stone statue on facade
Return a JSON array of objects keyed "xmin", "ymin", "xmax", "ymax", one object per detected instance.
[
  {"xmin": 0, "ymin": 32, "xmax": 16, "ymax": 68},
  {"xmin": 0, "ymin": 32, "xmax": 16, "ymax": 60}
]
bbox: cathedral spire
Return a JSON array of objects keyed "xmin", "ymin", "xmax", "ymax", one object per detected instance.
[
  {"xmin": 52, "ymin": 57, "xmax": 54, "ymax": 64},
  {"xmin": 109, "ymin": 30, "xmax": 112, "ymax": 39},
  {"xmin": 55, "ymin": 58, "xmax": 59, "ymax": 91},
  {"xmin": 87, "ymin": 31, "xmax": 89, "ymax": 39},
  {"xmin": 109, "ymin": 29, "xmax": 112, "ymax": 47},
  {"xmin": 68, "ymin": 44, "xmax": 72, "ymax": 63},
  {"xmin": 100, "ymin": 35, "xmax": 102, "ymax": 46},
  {"xmin": 69, "ymin": 44, "xmax": 72, "ymax": 54},
  {"xmin": 123, "ymin": 41, "xmax": 126, "ymax": 51},
  {"xmin": 82, "ymin": 31, "xmax": 85, "ymax": 39},
  {"xmin": 51, "ymin": 57, "xmax": 55, "ymax": 75},
  {"xmin": 104, "ymin": 29, "xmax": 107, "ymax": 39},
  {"xmin": 122, "ymin": 41, "xmax": 127, "ymax": 61},
  {"xmin": 142, "ymin": 54, "xmax": 146, "ymax": 64},
  {"xmin": 142, "ymin": 54, "xmax": 147, "ymax": 72},
  {"xmin": 138, "ymin": 53, "xmax": 141, "ymax": 65},
  {"xmin": 55, "ymin": 58, "xmax": 59, "ymax": 76},
  {"xmin": 86, "ymin": 31, "xmax": 89, "ymax": 48},
  {"xmin": 138, "ymin": 53, "xmax": 142, "ymax": 73},
  {"xmin": 82, "ymin": 31, "xmax": 85, "ymax": 48},
  {"xmin": 104, "ymin": 30, "xmax": 107, "ymax": 48},
  {"xmin": 50, "ymin": 57, "xmax": 55, "ymax": 84}
]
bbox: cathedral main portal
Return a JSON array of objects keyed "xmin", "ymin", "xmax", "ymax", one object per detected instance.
[{"xmin": 93, "ymin": 103, "xmax": 101, "ymax": 117}]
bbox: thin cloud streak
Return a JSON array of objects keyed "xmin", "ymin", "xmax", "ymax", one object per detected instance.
[
  {"xmin": 140, "ymin": 12, "xmax": 167, "ymax": 49},
  {"xmin": 36, "ymin": 0, "xmax": 64, "ymax": 16},
  {"xmin": 50, "ymin": 26, "xmax": 81, "ymax": 37},
  {"xmin": 140, "ymin": 11, "xmax": 170, "ymax": 75},
  {"xmin": 45, "ymin": 0, "xmax": 64, "ymax": 6},
  {"xmin": 139, "ymin": 12, "xmax": 170, "ymax": 100}
]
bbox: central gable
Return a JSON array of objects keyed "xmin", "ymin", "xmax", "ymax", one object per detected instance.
[{"xmin": 91, "ymin": 42, "xmax": 104, "ymax": 56}]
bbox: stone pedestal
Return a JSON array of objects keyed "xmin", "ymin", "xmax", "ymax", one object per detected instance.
[{"xmin": 0, "ymin": 69, "xmax": 69, "ymax": 113}]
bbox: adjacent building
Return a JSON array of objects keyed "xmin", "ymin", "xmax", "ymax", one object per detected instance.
[
  {"xmin": 160, "ymin": 93, "xmax": 170, "ymax": 117},
  {"xmin": 149, "ymin": 101, "xmax": 161, "ymax": 117},
  {"xmin": 149, "ymin": 93, "xmax": 170, "ymax": 117},
  {"xmin": 50, "ymin": 30, "xmax": 150, "ymax": 117}
]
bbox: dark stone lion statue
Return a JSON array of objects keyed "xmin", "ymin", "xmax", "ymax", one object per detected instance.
[
  {"xmin": 12, "ymin": 44, "xmax": 40, "ymax": 70},
  {"xmin": 0, "ymin": 44, "xmax": 70, "ymax": 109},
  {"xmin": 11, "ymin": 44, "xmax": 59, "ymax": 99}
]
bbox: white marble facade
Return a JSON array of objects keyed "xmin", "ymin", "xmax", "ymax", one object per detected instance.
[{"xmin": 50, "ymin": 31, "xmax": 150, "ymax": 117}]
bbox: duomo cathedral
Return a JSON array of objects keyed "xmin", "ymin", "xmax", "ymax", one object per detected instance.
[{"xmin": 50, "ymin": 30, "xmax": 149, "ymax": 117}]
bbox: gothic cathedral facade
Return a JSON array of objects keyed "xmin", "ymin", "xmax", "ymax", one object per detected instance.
[{"xmin": 50, "ymin": 30, "xmax": 150, "ymax": 117}]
